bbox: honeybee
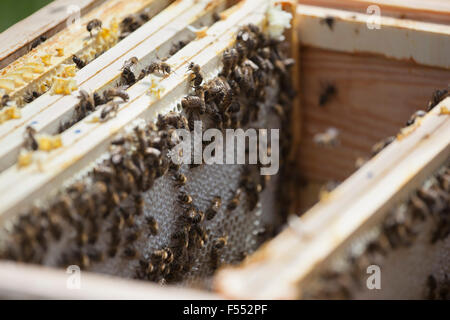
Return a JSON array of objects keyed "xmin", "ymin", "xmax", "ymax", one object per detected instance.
[
  {"xmin": 134, "ymin": 194, "xmax": 144, "ymax": 216},
  {"xmin": 181, "ymin": 95, "xmax": 206, "ymax": 127},
  {"xmin": 99, "ymin": 101, "xmax": 120, "ymax": 122},
  {"xmin": 183, "ymin": 207, "xmax": 204, "ymax": 225},
  {"xmin": 406, "ymin": 110, "xmax": 426, "ymax": 126},
  {"xmin": 227, "ymin": 188, "xmax": 242, "ymax": 211},
  {"xmin": 178, "ymin": 192, "xmax": 193, "ymax": 206},
  {"xmin": 141, "ymin": 61, "xmax": 171, "ymax": 77},
  {"xmin": 24, "ymin": 125, "xmax": 38, "ymax": 151},
  {"xmin": 169, "ymin": 40, "xmax": 188, "ymax": 56},
  {"xmin": 221, "ymin": 48, "xmax": 238, "ymax": 77},
  {"xmin": 77, "ymin": 89, "xmax": 95, "ymax": 112},
  {"xmin": 31, "ymin": 35, "xmax": 47, "ymax": 50},
  {"xmin": 206, "ymin": 196, "xmax": 221, "ymax": 220},
  {"xmin": 87, "ymin": 19, "xmax": 102, "ymax": 37},
  {"xmin": 126, "ymin": 228, "xmax": 141, "ymax": 244},
  {"xmin": 371, "ymin": 136, "xmax": 395, "ymax": 156},
  {"xmin": 319, "ymin": 83, "xmax": 337, "ymax": 106},
  {"xmin": 427, "ymin": 88, "xmax": 449, "ymax": 111},
  {"xmin": 72, "ymin": 55, "xmax": 86, "ymax": 69},
  {"xmin": 122, "ymin": 57, "xmax": 138, "ymax": 71},
  {"xmin": 121, "ymin": 67, "xmax": 136, "ymax": 86},
  {"xmin": 188, "ymin": 62, "xmax": 203, "ymax": 89},
  {"xmin": 120, "ymin": 12, "xmax": 149, "ymax": 38},
  {"xmin": 213, "ymin": 236, "xmax": 228, "ymax": 251},
  {"xmin": 123, "ymin": 247, "xmax": 139, "ymax": 259},
  {"xmin": 146, "ymin": 216, "xmax": 159, "ymax": 236},
  {"xmin": 172, "ymin": 172, "xmax": 187, "ymax": 187}
]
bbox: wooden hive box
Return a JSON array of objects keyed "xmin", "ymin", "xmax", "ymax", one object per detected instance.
[{"xmin": 0, "ymin": 0, "xmax": 448, "ymax": 299}]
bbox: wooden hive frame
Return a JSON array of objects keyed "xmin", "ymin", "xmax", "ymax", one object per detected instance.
[{"xmin": 0, "ymin": 0, "xmax": 448, "ymax": 299}]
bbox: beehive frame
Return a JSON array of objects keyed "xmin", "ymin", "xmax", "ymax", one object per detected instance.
[{"xmin": 0, "ymin": 0, "xmax": 448, "ymax": 299}]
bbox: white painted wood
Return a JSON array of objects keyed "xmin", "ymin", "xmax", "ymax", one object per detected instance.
[
  {"xmin": 296, "ymin": 4, "xmax": 450, "ymax": 69},
  {"xmin": 0, "ymin": 0, "xmax": 222, "ymax": 173},
  {"xmin": 215, "ymin": 97, "xmax": 450, "ymax": 299},
  {"xmin": 0, "ymin": 0, "xmax": 269, "ymax": 224}
]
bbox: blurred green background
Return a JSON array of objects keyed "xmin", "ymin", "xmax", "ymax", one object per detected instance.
[{"xmin": 0, "ymin": 0, "xmax": 53, "ymax": 32}]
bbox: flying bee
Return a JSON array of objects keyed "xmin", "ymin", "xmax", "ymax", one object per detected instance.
[
  {"xmin": 206, "ymin": 196, "xmax": 221, "ymax": 220},
  {"xmin": 87, "ymin": 19, "xmax": 102, "ymax": 37},
  {"xmin": 72, "ymin": 55, "xmax": 86, "ymax": 69},
  {"xmin": 146, "ymin": 216, "xmax": 159, "ymax": 236},
  {"xmin": 319, "ymin": 83, "xmax": 337, "ymax": 106},
  {"xmin": 172, "ymin": 172, "xmax": 187, "ymax": 187},
  {"xmin": 123, "ymin": 246, "xmax": 139, "ymax": 259},
  {"xmin": 227, "ymin": 188, "xmax": 242, "ymax": 211},
  {"xmin": 178, "ymin": 192, "xmax": 193, "ymax": 206},
  {"xmin": 99, "ymin": 101, "xmax": 120, "ymax": 122},
  {"xmin": 24, "ymin": 125, "xmax": 38, "ymax": 151},
  {"xmin": 187, "ymin": 62, "xmax": 203, "ymax": 89}
]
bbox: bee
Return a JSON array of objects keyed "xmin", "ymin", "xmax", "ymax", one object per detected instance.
[
  {"xmin": 181, "ymin": 95, "xmax": 206, "ymax": 120},
  {"xmin": 172, "ymin": 172, "xmax": 187, "ymax": 187},
  {"xmin": 146, "ymin": 216, "xmax": 159, "ymax": 236},
  {"xmin": 213, "ymin": 236, "xmax": 228, "ymax": 251},
  {"xmin": 87, "ymin": 248, "xmax": 104, "ymax": 263},
  {"xmin": 141, "ymin": 61, "xmax": 171, "ymax": 77},
  {"xmin": 24, "ymin": 125, "xmax": 38, "ymax": 151},
  {"xmin": 87, "ymin": 19, "xmax": 102, "ymax": 37},
  {"xmin": 320, "ymin": 16, "xmax": 335, "ymax": 30},
  {"xmin": 24, "ymin": 91, "xmax": 41, "ymax": 104},
  {"xmin": 371, "ymin": 136, "xmax": 395, "ymax": 156},
  {"xmin": 1, "ymin": 94, "xmax": 10, "ymax": 107},
  {"xmin": 121, "ymin": 66, "xmax": 136, "ymax": 86},
  {"xmin": 178, "ymin": 191, "xmax": 193, "ymax": 206},
  {"xmin": 72, "ymin": 55, "xmax": 86, "ymax": 69},
  {"xmin": 30, "ymin": 35, "xmax": 47, "ymax": 50},
  {"xmin": 427, "ymin": 88, "xmax": 448, "ymax": 111},
  {"xmin": 169, "ymin": 40, "xmax": 188, "ymax": 56},
  {"xmin": 204, "ymin": 77, "xmax": 232, "ymax": 110},
  {"xmin": 126, "ymin": 228, "xmax": 141, "ymax": 244},
  {"xmin": 187, "ymin": 62, "xmax": 203, "ymax": 89},
  {"xmin": 99, "ymin": 101, "xmax": 120, "ymax": 122},
  {"xmin": 183, "ymin": 207, "xmax": 204, "ymax": 225},
  {"xmin": 313, "ymin": 127, "xmax": 340, "ymax": 147},
  {"xmin": 206, "ymin": 196, "xmax": 221, "ymax": 220},
  {"xmin": 227, "ymin": 188, "xmax": 242, "ymax": 211},
  {"xmin": 319, "ymin": 83, "xmax": 337, "ymax": 106},
  {"xmin": 134, "ymin": 193, "xmax": 144, "ymax": 216},
  {"xmin": 221, "ymin": 48, "xmax": 238, "ymax": 77},
  {"xmin": 151, "ymin": 249, "xmax": 169, "ymax": 263},
  {"xmin": 123, "ymin": 246, "xmax": 139, "ymax": 259},
  {"xmin": 235, "ymin": 41, "xmax": 248, "ymax": 64},
  {"xmin": 190, "ymin": 225, "xmax": 207, "ymax": 247},
  {"xmin": 120, "ymin": 12, "xmax": 149, "ymax": 37},
  {"xmin": 406, "ymin": 110, "xmax": 427, "ymax": 126},
  {"xmin": 77, "ymin": 90, "xmax": 95, "ymax": 113},
  {"xmin": 157, "ymin": 111, "xmax": 188, "ymax": 130},
  {"xmin": 122, "ymin": 56, "xmax": 138, "ymax": 71}
]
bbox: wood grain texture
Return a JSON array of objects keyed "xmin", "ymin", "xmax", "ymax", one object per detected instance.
[
  {"xmin": 0, "ymin": 0, "xmax": 105, "ymax": 69},
  {"xmin": 295, "ymin": 46, "xmax": 450, "ymax": 183},
  {"xmin": 298, "ymin": 0, "xmax": 450, "ymax": 25}
]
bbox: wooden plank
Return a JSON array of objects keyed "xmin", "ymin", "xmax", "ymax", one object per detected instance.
[
  {"xmin": 298, "ymin": 0, "xmax": 450, "ymax": 25},
  {"xmin": 0, "ymin": 0, "xmax": 168, "ymax": 101},
  {"xmin": 0, "ymin": 0, "xmax": 105, "ymax": 69},
  {"xmin": 296, "ymin": 47, "xmax": 450, "ymax": 182},
  {"xmin": 0, "ymin": 0, "xmax": 270, "ymax": 223},
  {"xmin": 0, "ymin": 0, "xmax": 214, "ymax": 173},
  {"xmin": 0, "ymin": 261, "xmax": 219, "ymax": 299},
  {"xmin": 215, "ymin": 97, "xmax": 450, "ymax": 299},
  {"xmin": 296, "ymin": 4, "xmax": 450, "ymax": 69}
]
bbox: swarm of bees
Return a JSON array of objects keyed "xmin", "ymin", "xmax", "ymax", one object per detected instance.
[{"xmin": 0, "ymin": 24, "xmax": 295, "ymax": 286}]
